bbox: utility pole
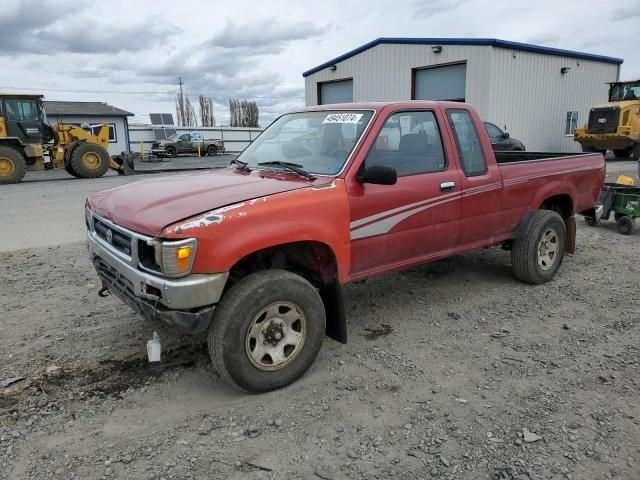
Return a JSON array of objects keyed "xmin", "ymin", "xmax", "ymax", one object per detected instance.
[{"xmin": 177, "ymin": 75, "xmax": 184, "ymax": 100}]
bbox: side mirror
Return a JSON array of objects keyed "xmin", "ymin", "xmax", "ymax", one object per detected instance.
[
  {"xmin": 502, "ymin": 132, "xmax": 510, "ymax": 139},
  {"xmin": 359, "ymin": 165, "xmax": 397, "ymax": 185}
]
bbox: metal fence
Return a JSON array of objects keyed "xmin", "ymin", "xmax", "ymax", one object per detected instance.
[{"xmin": 128, "ymin": 126, "xmax": 264, "ymax": 154}]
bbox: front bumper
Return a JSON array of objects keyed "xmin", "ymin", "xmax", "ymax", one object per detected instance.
[{"xmin": 87, "ymin": 214, "xmax": 228, "ymax": 333}]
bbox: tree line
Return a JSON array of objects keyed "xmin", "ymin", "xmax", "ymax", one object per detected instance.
[{"xmin": 175, "ymin": 92, "xmax": 259, "ymax": 128}]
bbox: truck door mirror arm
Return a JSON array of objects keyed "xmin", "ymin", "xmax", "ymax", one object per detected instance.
[{"xmin": 357, "ymin": 165, "xmax": 398, "ymax": 185}]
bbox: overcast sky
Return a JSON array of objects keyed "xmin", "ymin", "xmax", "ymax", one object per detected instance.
[{"xmin": 1, "ymin": 0, "xmax": 638, "ymax": 125}]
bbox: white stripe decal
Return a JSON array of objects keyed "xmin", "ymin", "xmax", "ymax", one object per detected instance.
[
  {"xmin": 351, "ymin": 196, "xmax": 458, "ymax": 240},
  {"xmin": 350, "ymin": 182, "xmax": 503, "ymax": 241},
  {"xmin": 350, "ymin": 191, "xmax": 458, "ymax": 229}
]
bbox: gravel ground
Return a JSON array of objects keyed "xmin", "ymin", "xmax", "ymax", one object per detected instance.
[{"xmin": 1, "ymin": 163, "xmax": 639, "ymax": 480}]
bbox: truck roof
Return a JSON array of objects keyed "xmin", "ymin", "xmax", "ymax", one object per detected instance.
[{"xmin": 301, "ymin": 100, "xmax": 472, "ymax": 111}]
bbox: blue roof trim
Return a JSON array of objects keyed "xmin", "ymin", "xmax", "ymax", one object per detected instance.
[{"xmin": 302, "ymin": 38, "xmax": 623, "ymax": 77}]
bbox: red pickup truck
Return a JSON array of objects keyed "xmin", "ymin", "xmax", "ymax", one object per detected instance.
[{"xmin": 86, "ymin": 102, "xmax": 605, "ymax": 392}]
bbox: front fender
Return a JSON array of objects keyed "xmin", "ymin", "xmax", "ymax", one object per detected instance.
[{"xmin": 161, "ymin": 179, "xmax": 352, "ymax": 282}]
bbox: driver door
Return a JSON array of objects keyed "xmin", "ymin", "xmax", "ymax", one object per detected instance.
[{"xmin": 348, "ymin": 109, "xmax": 462, "ymax": 276}]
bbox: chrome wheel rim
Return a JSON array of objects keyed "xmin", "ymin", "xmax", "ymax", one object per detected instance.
[
  {"xmin": 537, "ymin": 227, "xmax": 560, "ymax": 271},
  {"xmin": 245, "ymin": 301, "xmax": 307, "ymax": 371}
]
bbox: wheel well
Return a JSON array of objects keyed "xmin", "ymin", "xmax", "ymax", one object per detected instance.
[
  {"xmin": 539, "ymin": 194, "xmax": 573, "ymax": 219},
  {"xmin": 228, "ymin": 241, "xmax": 338, "ymax": 289},
  {"xmin": 227, "ymin": 241, "xmax": 346, "ymax": 344}
]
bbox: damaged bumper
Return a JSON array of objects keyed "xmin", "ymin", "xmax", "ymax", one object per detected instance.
[{"xmin": 87, "ymin": 214, "xmax": 228, "ymax": 333}]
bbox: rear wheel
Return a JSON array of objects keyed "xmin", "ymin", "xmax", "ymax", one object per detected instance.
[
  {"xmin": 633, "ymin": 143, "xmax": 640, "ymax": 162},
  {"xmin": 208, "ymin": 269, "xmax": 326, "ymax": 393},
  {"xmin": 512, "ymin": 210, "xmax": 566, "ymax": 284},
  {"xmin": 0, "ymin": 146, "xmax": 27, "ymax": 184},
  {"xmin": 613, "ymin": 148, "xmax": 632, "ymax": 159},
  {"xmin": 69, "ymin": 143, "xmax": 110, "ymax": 178},
  {"xmin": 616, "ymin": 216, "xmax": 635, "ymax": 235},
  {"xmin": 207, "ymin": 145, "xmax": 218, "ymax": 156}
]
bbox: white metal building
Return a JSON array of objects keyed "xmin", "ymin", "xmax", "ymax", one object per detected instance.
[
  {"xmin": 303, "ymin": 38, "xmax": 623, "ymax": 151},
  {"xmin": 44, "ymin": 101, "xmax": 133, "ymax": 155}
]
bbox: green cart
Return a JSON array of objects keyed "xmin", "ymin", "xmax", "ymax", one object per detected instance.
[{"xmin": 589, "ymin": 183, "xmax": 640, "ymax": 235}]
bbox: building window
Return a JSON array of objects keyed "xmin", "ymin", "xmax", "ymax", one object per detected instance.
[{"xmin": 565, "ymin": 111, "xmax": 578, "ymax": 136}]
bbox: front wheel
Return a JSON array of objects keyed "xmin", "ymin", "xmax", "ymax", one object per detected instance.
[
  {"xmin": 207, "ymin": 145, "xmax": 218, "ymax": 156},
  {"xmin": 208, "ymin": 269, "xmax": 326, "ymax": 393},
  {"xmin": 511, "ymin": 210, "xmax": 566, "ymax": 284},
  {"xmin": 69, "ymin": 143, "xmax": 110, "ymax": 178}
]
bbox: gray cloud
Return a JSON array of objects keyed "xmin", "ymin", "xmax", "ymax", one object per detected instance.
[
  {"xmin": 413, "ymin": 0, "xmax": 468, "ymax": 18},
  {"xmin": 0, "ymin": 0, "xmax": 177, "ymax": 54},
  {"xmin": 208, "ymin": 18, "xmax": 325, "ymax": 51},
  {"xmin": 610, "ymin": 5, "xmax": 640, "ymax": 21}
]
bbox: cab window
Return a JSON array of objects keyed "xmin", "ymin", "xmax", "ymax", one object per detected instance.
[
  {"xmin": 179, "ymin": 134, "xmax": 191, "ymax": 141},
  {"xmin": 365, "ymin": 111, "xmax": 447, "ymax": 176},
  {"xmin": 5, "ymin": 99, "xmax": 38, "ymax": 122},
  {"xmin": 447, "ymin": 109, "xmax": 487, "ymax": 176}
]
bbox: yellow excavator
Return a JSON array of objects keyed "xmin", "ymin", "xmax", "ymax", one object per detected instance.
[{"xmin": 0, "ymin": 94, "xmax": 132, "ymax": 184}]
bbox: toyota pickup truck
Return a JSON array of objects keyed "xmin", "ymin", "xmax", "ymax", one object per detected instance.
[{"xmin": 85, "ymin": 102, "xmax": 605, "ymax": 393}]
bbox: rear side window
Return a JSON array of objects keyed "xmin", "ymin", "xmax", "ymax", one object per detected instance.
[
  {"xmin": 365, "ymin": 110, "xmax": 447, "ymax": 176},
  {"xmin": 447, "ymin": 109, "xmax": 487, "ymax": 176}
]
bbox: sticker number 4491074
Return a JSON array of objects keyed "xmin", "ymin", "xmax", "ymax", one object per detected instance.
[{"xmin": 322, "ymin": 113, "xmax": 364, "ymax": 124}]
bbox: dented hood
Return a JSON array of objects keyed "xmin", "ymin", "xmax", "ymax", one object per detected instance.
[{"xmin": 87, "ymin": 168, "xmax": 311, "ymax": 236}]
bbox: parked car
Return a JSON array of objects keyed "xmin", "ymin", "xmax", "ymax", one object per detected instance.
[
  {"xmin": 151, "ymin": 132, "xmax": 225, "ymax": 157},
  {"xmin": 86, "ymin": 101, "xmax": 604, "ymax": 393},
  {"xmin": 484, "ymin": 121, "xmax": 525, "ymax": 151}
]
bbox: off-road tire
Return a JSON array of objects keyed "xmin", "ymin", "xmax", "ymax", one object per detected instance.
[
  {"xmin": 512, "ymin": 210, "xmax": 566, "ymax": 284},
  {"xmin": 613, "ymin": 148, "xmax": 632, "ymax": 159},
  {"xmin": 0, "ymin": 146, "xmax": 27, "ymax": 184},
  {"xmin": 69, "ymin": 143, "xmax": 110, "ymax": 178},
  {"xmin": 617, "ymin": 216, "xmax": 634, "ymax": 235},
  {"xmin": 208, "ymin": 269, "xmax": 326, "ymax": 393},
  {"xmin": 632, "ymin": 143, "xmax": 640, "ymax": 162},
  {"xmin": 207, "ymin": 145, "xmax": 218, "ymax": 156},
  {"xmin": 64, "ymin": 162, "xmax": 81, "ymax": 178},
  {"xmin": 165, "ymin": 146, "xmax": 176, "ymax": 157}
]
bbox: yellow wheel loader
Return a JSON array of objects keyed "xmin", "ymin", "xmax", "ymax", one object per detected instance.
[
  {"xmin": 574, "ymin": 80, "xmax": 640, "ymax": 161},
  {"xmin": 0, "ymin": 94, "xmax": 132, "ymax": 184}
]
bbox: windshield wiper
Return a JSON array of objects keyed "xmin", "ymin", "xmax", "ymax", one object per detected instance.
[
  {"xmin": 257, "ymin": 161, "xmax": 316, "ymax": 180},
  {"xmin": 232, "ymin": 158, "xmax": 251, "ymax": 171}
]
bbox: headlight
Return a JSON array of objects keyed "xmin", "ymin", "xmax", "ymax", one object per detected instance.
[{"xmin": 158, "ymin": 238, "xmax": 197, "ymax": 277}]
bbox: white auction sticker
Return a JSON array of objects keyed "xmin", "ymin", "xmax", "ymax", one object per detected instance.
[{"xmin": 322, "ymin": 113, "xmax": 364, "ymax": 124}]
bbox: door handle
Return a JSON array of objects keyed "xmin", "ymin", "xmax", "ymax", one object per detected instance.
[{"xmin": 440, "ymin": 181, "xmax": 455, "ymax": 192}]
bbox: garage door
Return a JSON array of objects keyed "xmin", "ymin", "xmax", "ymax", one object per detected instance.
[
  {"xmin": 414, "ymin": 63, "xmax": 466, "ymax": 102},
  {"xmin": 319, "ymin": 79, "xmax": 353, "ymax": 104}
]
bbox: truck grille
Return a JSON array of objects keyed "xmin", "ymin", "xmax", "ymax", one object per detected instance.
[
  {"xmin": 587, "ymin": 107, "xmax": 619, "ymax": 134},
  {"xmin": 94, "ymin": 219, "xmax": 133, "ymax": 256}
]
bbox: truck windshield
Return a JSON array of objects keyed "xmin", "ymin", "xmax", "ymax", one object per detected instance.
[
  {"xmin": 609, "ymin": 81, "xmax": 640, "ymax": 101},
  {"xmin": 237, "ymin": 110, "xmax": 374, "ymax": 175}
]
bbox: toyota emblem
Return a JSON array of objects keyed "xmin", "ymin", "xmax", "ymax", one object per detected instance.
[{"xmin": 105, "ymin": 229, "xmax": 113, "ymax": 244}]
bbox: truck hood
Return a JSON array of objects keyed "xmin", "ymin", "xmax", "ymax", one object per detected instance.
[{"xmin": 87, "ymin": 168, "xmax": 311, "ymax": 236}]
